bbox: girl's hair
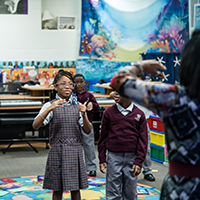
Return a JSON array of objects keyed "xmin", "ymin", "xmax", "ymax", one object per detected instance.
[
  {"xmin": 53, "ymin": 69, "xmax": 74, "ymax": 84},
  {"xmin": 180, "ymin": 29, "xmax": 200, "ymax": 101},
  {"xmin": 73, "ymin": 73, "xmax": 85, "ymax": 80}
]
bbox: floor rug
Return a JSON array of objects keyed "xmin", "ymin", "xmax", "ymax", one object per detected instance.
[{"xmin": 0, "ymin": 176, "xmax": 160, "ymax": 199}]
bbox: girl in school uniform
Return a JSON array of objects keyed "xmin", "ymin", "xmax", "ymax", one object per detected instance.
[{"xmin": 32, "ymin": 70, "xmax": 91, "ymax": 200}]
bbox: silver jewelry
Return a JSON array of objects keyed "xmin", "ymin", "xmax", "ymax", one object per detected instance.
[
  {"xmin": 40, "ymin": 114, "xmax": 45, "ymax": 120},
  {"xmin": 131, "ymin": 61, "xmax": 144, "ymax": 74}
]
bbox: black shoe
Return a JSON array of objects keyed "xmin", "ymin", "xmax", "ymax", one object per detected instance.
[
  {"xmin": 144, "ymin": 174, "xmax": 155, "ymax": 181},
  {"xmin": 88, "ymin": 171, "xmax": 96, "ymax": 176}
]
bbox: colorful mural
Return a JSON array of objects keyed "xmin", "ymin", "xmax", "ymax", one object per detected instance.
[
  {"xmin": 80, "ymin": 0, "xmax": 189, "ymax": 62},
  {"xmin": 76, "ymin": 59, "xmax": 130, "ymax": 92}
]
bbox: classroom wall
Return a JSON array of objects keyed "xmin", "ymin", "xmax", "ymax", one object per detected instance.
[{"xmin": 0, "ymin": 0, "xmax": 81, "ymax": 61}]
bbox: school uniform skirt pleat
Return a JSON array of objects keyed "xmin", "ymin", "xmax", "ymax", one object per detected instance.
[{"xmin": 43, "ymin": 142, "xmax": 88, "ymax": 191}]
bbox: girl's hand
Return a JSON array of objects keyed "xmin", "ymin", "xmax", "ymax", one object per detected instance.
[
  {"xmin": 49, "ymin": 99, "xmax": 65, "ymax": 111},
  {"xmin": 79, "ymin": 102, "xmax": 87, "ymax": 116},
  {"xmin": 86, "ymin": 102, "xmax": 93, "ymax": 111}
]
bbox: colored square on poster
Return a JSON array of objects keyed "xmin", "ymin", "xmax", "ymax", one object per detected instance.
[
  {"xmin": 0, "ymin": 183, "xmax": 22, "ymax": 190},
  {"xmin": 88, "ymin": 177, "xmax": 106, "ymax": 186},
  {"xmin": 137, "ymin": 188, "xmax": 149, "ymax": 195}
]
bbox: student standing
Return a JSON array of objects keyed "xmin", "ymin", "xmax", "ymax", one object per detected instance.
[
  {"xmin": 74, "ymin": 73, "xmax": 99, "ymax": 176},
  {"xmin": 32, "ymin": 70, "xmax": 91, "ymax": 200},
  {"xmin": 110, "ymin": 90, "xmax": 155, "ymax": 182},
  {"xmin": 98, "ymin": 92, "xmax": 148, "ymax": 200}
]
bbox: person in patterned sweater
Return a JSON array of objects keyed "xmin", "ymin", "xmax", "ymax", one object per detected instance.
[
  {"xmin": 32, "ymin": 70, "xmax": 91, "ymax": 200},
  {"xmin": 110, "ymin": 29, "xmax": 200, "ymax": 200}
]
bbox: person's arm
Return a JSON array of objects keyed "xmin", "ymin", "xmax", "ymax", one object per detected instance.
[
  {"xmin": 131, "ymin": 114, "xmax": 148, "ymax": 176},
  {"xmin": 110, "ymin": 61, "xmax": 179, "ymax": 118},
  {"xmin": 98, "ymin": 110, "xmax": 110, "ymax": 173}
]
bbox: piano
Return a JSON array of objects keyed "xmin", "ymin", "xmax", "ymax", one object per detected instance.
[
  {"xmin": 0, "ymin": 108, "xmax": 49, "ymax": 153},
  {"xmin": 0, "ymin": 99, "xmax": 43, "ymax": 107},
  {"xmin": 0, "ymin": 83, "xmax": 50, "ymax": 153}
]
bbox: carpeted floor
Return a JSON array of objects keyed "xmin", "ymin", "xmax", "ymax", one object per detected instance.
[{"xmin": 0, "ymin": 176, "xmax": 160, "ymax": 200}]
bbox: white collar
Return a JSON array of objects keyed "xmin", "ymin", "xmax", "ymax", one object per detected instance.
[
  {"xmin": 116, "ymin": 101, "xmax": 134, "ymax": 112},
  {"xmin": 56, "ymin": 93, "xmax": 73, "ymax": 105}
]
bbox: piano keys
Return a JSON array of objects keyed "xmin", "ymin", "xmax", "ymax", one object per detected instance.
[{"xmin": 0, "ymin": 99, "xmax": 43, "ymax": 107}]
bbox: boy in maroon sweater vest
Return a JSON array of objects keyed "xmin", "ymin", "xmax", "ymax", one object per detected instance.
[{"xmin": 98, "ymin": 92, "xmax": 148, "ymax": 200}]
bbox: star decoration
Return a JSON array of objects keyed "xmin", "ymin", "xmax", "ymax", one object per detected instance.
[
  {"xmin": 162, "ymin": 73, "xmax": 169, "ymax": 82},
  {"xmin": 105, "ymin": 51, "xmax": 116, "ymax": 60},
  {"xmin": 157, "ymin": 57, "xmax": 166, "ymax": 65},
  {"xmin": 173, "ymin": 56, "xmax": 181, "ymax": 67}
]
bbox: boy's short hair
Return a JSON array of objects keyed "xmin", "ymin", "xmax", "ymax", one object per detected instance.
[{"xmin": 74, "ymin": 73, "xmax": 85, "ymax": 80}]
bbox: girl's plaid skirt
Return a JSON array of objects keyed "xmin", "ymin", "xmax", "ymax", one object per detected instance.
[{"xmin": 43, "ymin": 141, "xmax": 88, "ymax": 191}]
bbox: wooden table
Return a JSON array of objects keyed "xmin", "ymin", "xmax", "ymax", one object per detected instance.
[
  {"xmin": 21, "ymin": 85, "xmax": 54, "ymax": 99},
  {"xmin": 92, "ymin": 83, "xmax": 113, "ymax": 95},
  {"xmin": 21, "ymin": 86, "xmax": 111, "ymax": 99},
  {"xmin": 91, "ymin": 92, "xmax": 110, "ymax": 98}
]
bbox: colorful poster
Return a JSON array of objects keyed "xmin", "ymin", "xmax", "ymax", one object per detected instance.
[
  {"xmin": 0, "ymin": 0, "xmax": 28, "ymax": 14},
  {"xmin": 80, "ymin": 0, "xmax": 189, "ymax": 62}
]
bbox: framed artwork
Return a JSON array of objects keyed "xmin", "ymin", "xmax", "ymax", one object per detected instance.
[
  {"xmin": 0, "ymin": 0, "xmax": 28, "ymax": 14},
  {"xmin": 21, "ymin": 71, "xmax": 29, "ymax": 82},
  {"xmin": 26, "ymin": 68, "xmax": 38, "ymax": 81},
  {"xmin": 11, "ymin": 71, "xmax": 21, "ymax": 81}
]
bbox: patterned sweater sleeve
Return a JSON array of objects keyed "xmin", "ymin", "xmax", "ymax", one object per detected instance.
[{"xmin": 119, "ymin": 79, "xmax": 179, "ymax": 118}]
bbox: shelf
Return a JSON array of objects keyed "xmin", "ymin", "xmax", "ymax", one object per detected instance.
[{"xmin": 57, "ymin": 16, "xmax": 76, "ymax": 30}]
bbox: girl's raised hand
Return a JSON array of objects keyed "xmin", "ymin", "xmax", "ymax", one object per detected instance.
[
  {"xmin": 86, "ymin": 102, "xmax": 93, "ymax": 111},
  {"xmin": 49, "ymin": 99, "xmax": 65, "ymax": 111},
  {"xmin": 79, "ymin": 102, "xmax": 87, "ymax": 116}
]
